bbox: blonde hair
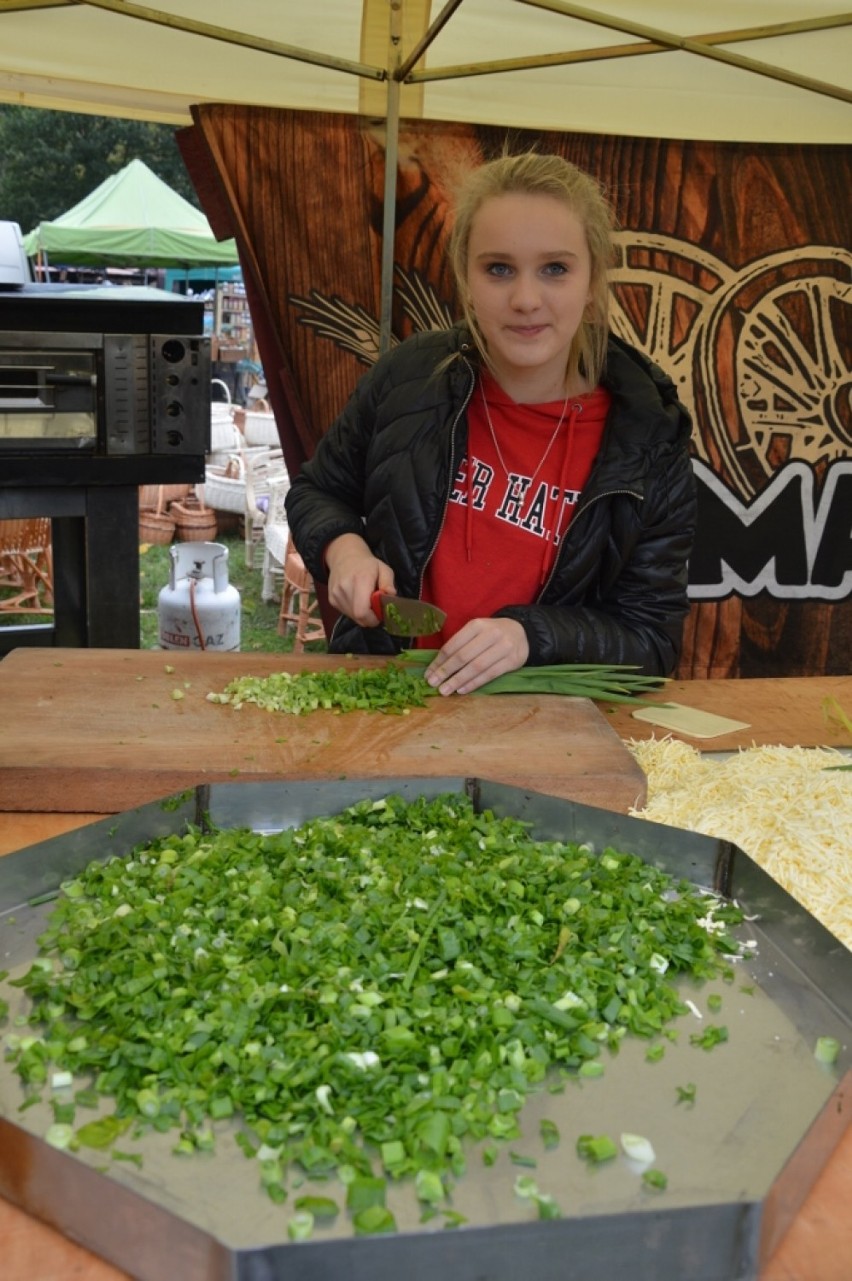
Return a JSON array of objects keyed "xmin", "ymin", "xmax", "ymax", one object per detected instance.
[{"xmin": 449, "ymin": 151, "xmax": 616, "ymax": 388}]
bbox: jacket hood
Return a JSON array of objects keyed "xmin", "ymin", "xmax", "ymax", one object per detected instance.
[{"xmin": 604, "ymin": 334, "xmax": 693, "ymax": 446}]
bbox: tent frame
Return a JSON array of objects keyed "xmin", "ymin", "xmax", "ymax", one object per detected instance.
[
  {"xmin": 67, "ymin": 0, "xmax": 852, "ymax": 350},
  {"xmin": 72, "ymin": 0, "xmax": 852, "ymax": 104}
]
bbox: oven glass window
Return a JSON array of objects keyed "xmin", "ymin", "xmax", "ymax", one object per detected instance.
[{"xmin": 0, "ymin": 351, "xmax": 97, "ymax": 440}]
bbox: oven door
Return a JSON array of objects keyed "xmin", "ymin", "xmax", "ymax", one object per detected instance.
[{"xmin": 0, "ymin": 340, "xmax": 98, "ymax": 449}]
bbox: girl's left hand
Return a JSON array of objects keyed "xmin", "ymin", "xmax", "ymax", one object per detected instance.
[{"xmin": 425, "ymin": 618, "xmax": 529, "ymax": 695}]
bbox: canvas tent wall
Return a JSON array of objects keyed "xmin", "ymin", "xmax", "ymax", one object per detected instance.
[{"xmin": 22, "ymin": 159, "xmax": 240, "ymax": 269}]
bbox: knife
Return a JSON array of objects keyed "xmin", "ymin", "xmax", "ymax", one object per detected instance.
[{"xmin": 370, "ymin": 591, "xmax": 447, "ymax": 637}]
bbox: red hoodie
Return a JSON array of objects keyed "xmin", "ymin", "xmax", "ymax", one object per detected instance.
[{"xmin": 419, "ymin": 372, "xmax": 610, "ymax": 646}]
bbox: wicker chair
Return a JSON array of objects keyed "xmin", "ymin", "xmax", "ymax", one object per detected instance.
[
  {"xmin": 0, "ymin": 517, "xmax": 54, "ymax": 613},
  {"xmin": 242, "ymin": 446, "xmax": 287, "ymax": 570},
  {"xmin": 201, "ymin": 445, "xmax": 287, "ymax": 569},
  {"xmin": 277, "ymin": 535, "xmax": 326, "ymax": 653},
  {"xmin": 261, "ymin": 474, "xmax": 290, "ymax": 603}
]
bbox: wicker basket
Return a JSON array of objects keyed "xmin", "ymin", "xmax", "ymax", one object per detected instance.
[
  {"xmin": 243, "ymin": 401, "xmax": 279, "ymax": 447},
  {"xmin": 139, "ymin": 483, "xmax": 192, "ymax": 509},
  {"xmin": 201, "ymin": 457, "xmax": 245, "ymax": 513},
  {"xmin": 139, "ymin": 485, "xmax": 179, "ymax": 544},
  {"xmin": 139, "ymin": 507, "xmax": 175, "ymax": 545},
  {"xmin": 210, "ymin": 415, "xmax": 242, "ymax": 454},
  {"xmin": 206, "ymin": 448, "xmax": 239, "ymax": 470},
  {"xmin": 171, "ymin": 496, "xmax": 218, "ymax": 543}
]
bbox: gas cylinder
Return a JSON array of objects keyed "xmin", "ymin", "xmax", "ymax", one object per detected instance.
[{"xmin": 158, "ymin": 541, "xmax": 241, "ymax": 652}]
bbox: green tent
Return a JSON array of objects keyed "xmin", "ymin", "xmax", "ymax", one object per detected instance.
[{"xmin": 23, "ymin": 158, "xmax": 239, "ymax": 269}]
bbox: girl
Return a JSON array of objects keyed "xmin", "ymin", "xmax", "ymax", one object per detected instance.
[{"xmin": 286, "ymin": 152, "xmax": 696, "ymax": 695}]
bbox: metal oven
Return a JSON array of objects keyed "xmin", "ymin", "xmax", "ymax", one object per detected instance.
[{"xmin": 0, "ymin": 284, "xmax": 211, "ymax": 652}]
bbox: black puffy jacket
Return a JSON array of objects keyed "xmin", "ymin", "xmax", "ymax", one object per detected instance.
[{"xmin": 286, "ymin": 324, "xmax": 696, "ymax": 675}]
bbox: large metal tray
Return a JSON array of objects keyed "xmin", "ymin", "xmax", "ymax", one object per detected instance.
[{"xmin": 1, "ymin": 777, "xmax": 850, "ymax": 1281}]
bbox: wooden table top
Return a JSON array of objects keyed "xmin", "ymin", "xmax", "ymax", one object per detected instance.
[
  {"xmin": 1, "ymin": 663, "xmax": 851, "ymax": 1281},
  {"xmin": 604, "ymin": 674, "xmax": 852, "ymax": 751},
  {"xmin": 0, "ymin": 647, "xmax": 646, "ymax": 814}
]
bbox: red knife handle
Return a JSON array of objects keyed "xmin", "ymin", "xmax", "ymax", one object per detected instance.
[{"xmin": 370, "ymin": 590, "xmax": 384, "ymax": 623}]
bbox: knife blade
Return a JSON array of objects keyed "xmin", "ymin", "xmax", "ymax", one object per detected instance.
[{"xmin": 370, "ymin": 591, "xmax": 447, "ymax": 637}]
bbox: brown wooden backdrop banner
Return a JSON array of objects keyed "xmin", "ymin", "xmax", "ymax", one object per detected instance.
[{"xmin": 180, "ymin": 106, "xmax": 851, "ymax": 681}]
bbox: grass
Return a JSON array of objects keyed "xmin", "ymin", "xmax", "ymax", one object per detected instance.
[{"xmin": 0, "ymin": 530, "xmax": 327, "ymax": 654}]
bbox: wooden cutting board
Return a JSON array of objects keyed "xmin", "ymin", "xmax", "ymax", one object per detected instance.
[
  {"xmin": 604, "ymin": 675, "xmax": 852, "ymax": 752},
  {"xmin": 0, "ymin": 649, "xmax": 647, "ymax": 815}
]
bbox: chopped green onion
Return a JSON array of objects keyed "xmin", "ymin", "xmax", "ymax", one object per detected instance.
[
  {"xmin": 212, "ymin": 664, "xmax": 437, "ymax": 716},
  {"xmin": 27, "ymin": 889, "xmax": 61, "ymax": 907},
  {"xmin": 536, "ymin": 1194, "xmax": 562, "ymax": 1219},
  {"xmin": 3, "ymin": 791, "xmax": 745, "ymax": 1234},
  {"xmin": 294, "ymin": 1196, "xmax": 339, "ymax": 1220},
  {"xmin": 620, "ymin": 1133, "xmax": 656, "ymax": 1166},
  {"xmin": 353, "ymin": 1205, "xmax": 396, "ymax": 1235},
  {"xmin": 642, "ymin": 1168, "xmax": 669, "ymax": 1191},
  {"xmin": 576, "ymin": 1134, "xmax": 617, "ymax": 1163},
  {"xmin": 45, "ymin": 1123, "xmax": 75, "ymax": 1150},
  {"xmin": 814, "ymin": 1036, "xmax": 841, "ymax": 1065},
  {"xmin": 346, "ymin": 1176, "xmax": 386, "ymax": 1212},
  {"xmin": 539, "ymin": 1118, "xmax": 560, "ymax": 1150},
  {"xmin": 287, "ymin": 1211, "xmax": 315, "ymax": 1241},
  {"xmin": 76, "ymin": 1117, "xmax": 129, "ymax": 1149},
  {"xmin": 439, "ymin": 1209, "xmax": 468, "ymax": 1229},
  {"xmin": 111, "ymin": 1150, "xmax": 143, "ymax": 1168},
  {"xmin": 414, "ymin": 1169, "xmax": 444, "ymax": 1204},
  {"xmin": 690, "ymin": 1024, "xmax": 728, "ymax": 1051}
]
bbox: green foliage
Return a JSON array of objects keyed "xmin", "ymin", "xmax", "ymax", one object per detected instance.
[{"xmin": 0, "ymin": 105, "xmax": 199, "ymax": 232}]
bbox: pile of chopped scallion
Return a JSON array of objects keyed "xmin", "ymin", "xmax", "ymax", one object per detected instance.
[
  {"xmin": 208, "ymin": 664, "xmax": 437, "ymax": 716},
  {"xmin": 3, "ymin": 793, "xmax": 744, "ymax": 1236},
  {"xmin": 208, "ymin": 658, "xmax": 667, "ymax": 716}
]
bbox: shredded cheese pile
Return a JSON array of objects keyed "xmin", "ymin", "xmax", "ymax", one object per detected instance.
[{"xmin": 627, "ymin": 738, "xmax": 852, "ymax": 949}]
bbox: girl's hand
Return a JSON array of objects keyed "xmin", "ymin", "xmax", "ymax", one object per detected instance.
[
  {"xmin": 425, "ymin": 618, "xmax": 529, "ymax": 695},
  {"xmin": 324, "ymin": 534, "xmax": 395, "ymax": 626}
]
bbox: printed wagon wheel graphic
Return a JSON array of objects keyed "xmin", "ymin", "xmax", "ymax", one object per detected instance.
[
  {"xmin": 697, "ymin": 248, "xmax": 852, "ymax": 498},
  {"xmin": 609, "ymin": 233, "xmax": 730, "ymax": 457}
]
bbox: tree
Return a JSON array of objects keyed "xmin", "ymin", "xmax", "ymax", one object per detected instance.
[{"xmin": 0, "ymin": 106, "xmax": 199, "ymax": 232}]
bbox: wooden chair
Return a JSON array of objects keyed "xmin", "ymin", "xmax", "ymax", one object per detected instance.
[
  {"xmin": 277, "ymin": 535, "xmax": 326, "ymax": 652},
  {"xmin": 0, "ymin": 518, "xmax": 54, "ymax": 613}
]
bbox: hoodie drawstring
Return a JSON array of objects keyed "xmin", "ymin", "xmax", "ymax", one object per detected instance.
[{"xmin": 541, "ymin": 402, "xmax": 581, "ymax": 585}]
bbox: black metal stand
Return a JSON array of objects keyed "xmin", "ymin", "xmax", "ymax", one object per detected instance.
[{"xmin": 0, "ymin": 486, "xmax": 142, "ymax": 654}]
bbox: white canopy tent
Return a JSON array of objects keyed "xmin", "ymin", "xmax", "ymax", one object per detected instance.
[{"xmin": 0, "ymin": 0, "xmax": 849, "ymax": 144}]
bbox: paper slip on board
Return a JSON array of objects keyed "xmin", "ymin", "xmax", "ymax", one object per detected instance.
[{"xmin": 631, "ymin": 701, "xmax": 751, "ymax": 739}]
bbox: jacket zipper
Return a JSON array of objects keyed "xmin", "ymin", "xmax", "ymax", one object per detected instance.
[
  {"xmin": 416, "ymin": 353, "xmax": 477, "ymax": 603},
  {"xmin": 329, "ymin": 350, "xmax": 476, "ymax": 651},
  {"xmin": 537, "ymin": 485, "xmax": 644, "ymax": 600}
]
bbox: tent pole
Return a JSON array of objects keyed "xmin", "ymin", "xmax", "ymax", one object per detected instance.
[{"xmin": 378, "ymin": 1, "xmax": 402, "ymax": 356}]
